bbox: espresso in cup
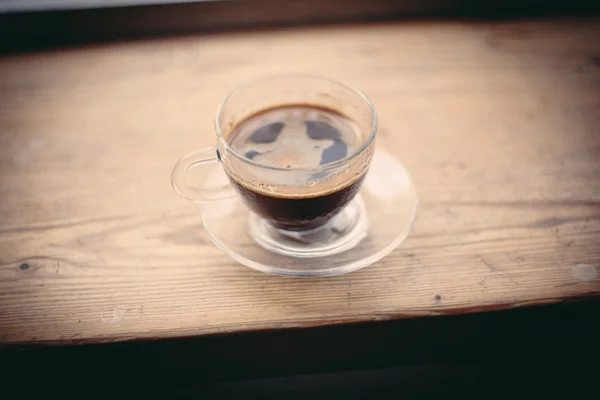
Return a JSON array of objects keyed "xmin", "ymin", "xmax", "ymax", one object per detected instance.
[{"xmin": 225, "ymin": 105, "xmax": 369, "ymax": 231}]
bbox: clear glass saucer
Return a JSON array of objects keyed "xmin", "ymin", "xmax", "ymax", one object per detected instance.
[{"xmin": 197, "ymin": 148, "xmax": 418, "ymax": 277}]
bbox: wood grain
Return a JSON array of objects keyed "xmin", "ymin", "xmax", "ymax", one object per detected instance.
[{"xmin": 1, "ymin": 19, "xmax": 599, "ymax": 344}]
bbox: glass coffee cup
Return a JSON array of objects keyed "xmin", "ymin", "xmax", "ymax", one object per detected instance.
[{"xmin": 172, "ymin": 75, "xmax": 378, "ymax": 259}]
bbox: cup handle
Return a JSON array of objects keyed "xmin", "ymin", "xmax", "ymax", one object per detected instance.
[{"xmin": 172, "ymin": 147, "xmax": 234, "ymax": 202}]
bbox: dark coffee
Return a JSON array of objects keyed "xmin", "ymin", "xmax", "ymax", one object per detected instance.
[
  {"xmin": 226, "ymin": 105, "xmax": 368, "ymax": 231},
  {"xmin": 229, "ymin": 175, "xmax": 366, "ymax": 230}
]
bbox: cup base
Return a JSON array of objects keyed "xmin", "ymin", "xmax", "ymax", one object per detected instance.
[{"xmin": 249, "ymin": 195, "xmax": 368, "ymax": 258}]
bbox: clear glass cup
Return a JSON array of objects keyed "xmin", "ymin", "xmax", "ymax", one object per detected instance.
[{"xmin": 172, "ymin": 75, "xmax": 417, "ymax": 277}]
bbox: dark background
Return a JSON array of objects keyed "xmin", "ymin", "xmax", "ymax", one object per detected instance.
[
  {"xmin": 1, "ymin": 0, "xmax": 600, "ymax": 52},
  {"xmin": 2, "ymin": 298, "xmax": 599, "ymax": 397}
]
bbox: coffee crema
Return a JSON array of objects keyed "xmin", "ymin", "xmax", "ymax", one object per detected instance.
[{"xmin": 224, "ymin": 105, "xmax": 371, "ymax": 231}]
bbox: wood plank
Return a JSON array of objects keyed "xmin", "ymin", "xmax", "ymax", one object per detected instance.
[{"xmin": 1, "ymin": 18, "xmax": 599, "ymax": 344}]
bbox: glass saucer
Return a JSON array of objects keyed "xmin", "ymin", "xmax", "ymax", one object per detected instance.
[{"xmin": 197, "ymin": 148, "xmax": 418, "ymax": 277}]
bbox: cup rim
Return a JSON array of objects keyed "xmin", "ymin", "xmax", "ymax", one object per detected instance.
[{"xmin": 214, "ymin": 74, "xmax": 378, "ymax": 172}]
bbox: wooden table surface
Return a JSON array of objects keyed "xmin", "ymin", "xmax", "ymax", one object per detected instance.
[{"xmin": 1, "ymin": 18, "xmax": 599, "ymax": 345}]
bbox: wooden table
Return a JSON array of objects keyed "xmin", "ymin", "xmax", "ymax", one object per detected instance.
[{"xmin": 1, "ymin": 18, "xmax": 599, "ymax": 345}]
